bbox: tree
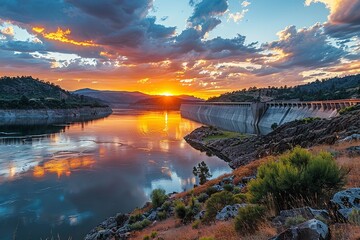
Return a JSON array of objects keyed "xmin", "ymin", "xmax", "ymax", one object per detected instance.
[
  {"xmin": 193, "ymin": 161, "xmax": 212, "ymax": 185},
  {"xmin": 150, "ymin": 189, "xmax": 168, "ymax": 209}
]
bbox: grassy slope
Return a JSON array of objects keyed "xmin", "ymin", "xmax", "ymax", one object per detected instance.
[{"xmin": 129, "ymin": 141, "xmax": 360, "ymax": 240}]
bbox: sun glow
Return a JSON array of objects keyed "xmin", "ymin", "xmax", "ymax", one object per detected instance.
[{"xmin": 160, "ymin": 92, "xmax": 173, "ymax": 96}]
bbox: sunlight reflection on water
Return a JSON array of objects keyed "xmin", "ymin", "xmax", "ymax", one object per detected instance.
[{"xmin": 0, "ymin": 110, "xmax": 231, "ymax": 239}]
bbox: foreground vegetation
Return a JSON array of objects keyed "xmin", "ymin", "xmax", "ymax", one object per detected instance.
[
  {"xmin": 116, "ymin": 145, "xmax": 360, "ymax": 240},
  {"xmin": 0, "ymin": 76, "xmax": 108, "ymax": 109}
]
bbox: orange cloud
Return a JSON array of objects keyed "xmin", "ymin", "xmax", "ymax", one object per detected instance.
[{"xmin": 32, "ymin": 27, "xmax": 98, "ymax": 47}]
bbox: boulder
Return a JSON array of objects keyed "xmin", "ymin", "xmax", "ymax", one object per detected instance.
[
  {"xmin": 270, "ymin": 219, "xmax": 330, "ymax": 240},
  {"xmin": 96, "ymin": 229, "xmax": 112, "ymax": 240},
  {"xmin": 338, "ymin": 134, "xmax": 360, "ymax": 143},
  {"xmin": 216, "ymin": 204, "xmax": 247, "ymax": 221},
  {"xmin": 272, "ymin": 207, "xmax": 330, "ymax": 231},
  {"xmin": 211, "ymin": 184, "xmax": 224, "ymax": 192},
  {"xmin": 147, "ymin": 210, "xmax": 157, "ymax": 221},
  {"xmin": 331, "ymin": 188, "xmax": 360, "ymax": 221},
  {"xmin": 195, "ymin": 210, "xmax": 206, "ymax": 220},
  {"xmin": 346, "ymin": 146, "xmax": 360, "ymax": 156}
]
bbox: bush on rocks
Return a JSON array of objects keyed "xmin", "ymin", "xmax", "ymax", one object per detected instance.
[
  {"xmin": 130, "ymin": 219, "xmax": 151, "ymax": 231},
  {"xmin": 234, "ymin": 204, "xmax": 266, "ymax": 234},
  {"xmin": 203, "ymin": 191, "xmax": 235, "ymax": 222},
  {"xmin": 248, "ymin": 147, "xmax": 347, "ymax": 213}
]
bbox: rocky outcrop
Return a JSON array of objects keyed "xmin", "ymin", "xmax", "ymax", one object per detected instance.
[
  {"xmin": 272, "ymin": 207, "xmax": 330, "ymax": 233},
  {"xmin": 185, "ymin": 106, "xmax": 360, "ymax": 168},
  {"xmin": 330, "ymin": 188, "xmax": 360, "ymax": 221},
  {"xmin": 270, "ymin": 219, "xmax": 330, "ymax": 240},
  {"xmin": 216, "ymin": 204, "xmax": 247, "ymax": 221}
]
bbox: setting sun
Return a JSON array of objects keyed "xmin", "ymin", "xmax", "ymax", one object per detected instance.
[{"xmin": 160, "ymin": 92, "xmax": 173, "ymax": 96}]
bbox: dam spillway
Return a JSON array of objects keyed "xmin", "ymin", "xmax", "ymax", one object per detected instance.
[{"xmin": 180, "ymin": 100, "xmax": 360, "ymax": 134}]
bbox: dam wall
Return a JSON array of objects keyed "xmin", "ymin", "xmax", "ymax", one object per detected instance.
[{"xmin": 180, "ymin": 100, "xmax": 360, "ymax": 134}]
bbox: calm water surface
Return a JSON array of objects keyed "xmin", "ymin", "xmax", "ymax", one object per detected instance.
[{"xmin": 0, "ymin": 110, "xmax": 230, "ymax": 239}]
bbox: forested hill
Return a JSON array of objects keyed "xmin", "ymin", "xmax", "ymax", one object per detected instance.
[
  {"xmin": 208, "ymin": 74, "xmax": 360, "ymax": 102},
  {"xmin": 0, "ymin": 76, "xmax": 108, "ymax": 109}
]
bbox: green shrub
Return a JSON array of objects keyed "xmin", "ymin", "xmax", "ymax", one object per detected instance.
[
  {"xmin": 204, "ymin": 191, "xmax": 235, "ymax": 222},
  {"xmin": 143, "ymin": 235, "xmax": 150, "ymax": 240},
  {"xmin": 339, "ymin": 105, "xmax": 357, "ymax": 115},
  {"xmin": 192, "ymin": 219, "xmax": 201, "ymax": 229},
  {"xmin": 298, "ymin": 117, "xmax": 320, "ymax": 124},
  {"xmin": 129, "ymin": 213, "xmax": 144, "ymax": 224},
  {"xmin": 174, "ymin": 201, "xmax": 187, "ymax": 220},
  {"xmin": 271, "ymin": 123, "xmax": 278, "ymax": 130},
  {"xmin": 130, "ymin": 219, "xmax": 151, "ymax": 230},
  {"xmin": 247, "ymin": 147, "xmax": 347, "ymax": 213},
  {"xmin": 349, "ymin": 209, "xmax": 360, "ymax": 225},
  {"xmin": 234, "ymin": 205, "xmax": 266, "ymax": 234},
  {"xmin": 197, "ymin": 193, "xmax": 209, "ymax": 203},
  {"xmin": 206, "ymin": 186, "xmax": 220, "ymax": 196},
  {"xmin": 223, "ymin": 184, "xmax": 234, "ymax": 192},
  {"xmin": 234, "ymin": 193, "xmax": 247, "ymax": 203},
  {"xmin": 151, "ymin": 189, "xmax": 168, "ymax": 209},
  {"xmin": 150, "ymin": 231, "xmax": 158, "ymax": 238},
  {"xmin": 157, "ymin": 211, "xmax": 167, "ymax": 221},
  {"xmin": 284, "ymin": 215, "xmax": 307, "ymax": 227},
  {"xmin": 174, "ymin": 197, "xmax": 200, "ymax": 223},
  {"xmin": 232, "ymin": 187, "xmax": 242, "ymax": 194},
  {"xmin": 199, "ymin": 237, "xmax": 215, "ymax": 240},
  {"xmin": 161, "ymin": 201, "xmax": 172, "ymax": 212}
]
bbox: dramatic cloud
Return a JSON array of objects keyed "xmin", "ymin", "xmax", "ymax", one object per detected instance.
[
  {"xmin": 306, "ymin": 0, "xmax": 360, "ymax": 38},
  {"xmin": 264, "ymin": 24, "xmax": 345, "ymax": 69},
  {"xmin": 0, "ymin": 0, "xmax": 358, "ymax": 98}
]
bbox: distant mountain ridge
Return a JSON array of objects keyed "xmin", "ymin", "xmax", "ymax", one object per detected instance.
[
  {"xmin": 73, "ymin": 88, "xmax": 204, "ymax": 108},
  {"xmin": 0, "ymin": 76, "xmax": 108, "ymax": 109},
  {"xmin": 208, "ymin": 74, "xmax": 360, "ymax": 102}
]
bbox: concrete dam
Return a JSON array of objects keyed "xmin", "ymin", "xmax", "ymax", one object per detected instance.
[{"xmin": 180, "ymin": 100, "xmax": 360, "ymax": 134}]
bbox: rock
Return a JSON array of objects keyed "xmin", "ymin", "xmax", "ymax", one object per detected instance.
[
  {"xmin": 115, "ymin": 213, "xmax": 129, "ymax": 226},
  {"xmin": 272, "ymin": 207, "xmax": 330, "ymax": 230},
  {"xmin": 346, "ymin": 146, "xmax": 360, "ymax": 156},
  {"xmin": 147, "ymin": 210, "xmax": 157, "ymax": 221},
  {"xmin": 211, "ymin": 184, "xmax": 224, "ymax": 192},
  {"xmin": 95, "ymin": 229, "xmax": 112, "ymax": 240},
  {"xmin": 220, "ymin": 176, "xmax": 234, "ymax": 185},
  {"xmin": 184, "ymin": 107, "xmax": 360, "ymax": 168},
  {"xmin": 195, "ymin": 210, "xmax": 206, "ymax": 220},
  {"xmin": 216, "ymin": 204, "xmax": 247, "ymax": 221},
  {"xmin": 241, "ymin": 176, "xmax": 256, "ymax": 184},
  {"xmin": 338, "ymin": 134, "xmax": 360, "ymax": 143},
  {"xmin": 270, "ymin": 219, "xmax": 330, "ymax": 240},
  {"xmin": 116, "ymin": 224, "xmax": 131, "ymax": 234},
  {"xmin": 331, "ymin": 188, "xmax": 360, "ymax": 221}
]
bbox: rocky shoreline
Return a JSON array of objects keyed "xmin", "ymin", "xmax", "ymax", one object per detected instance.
[
  {"xmin": 0, "ymin": 106, "xmax": 113, "ymax": 125},
  {"xmin": 84, "ymin": 105, "xmax": 360, "ymax": 240},
  {"xmin": 184, "ymin": 105, "xmax": 360, "ymax": 168}
]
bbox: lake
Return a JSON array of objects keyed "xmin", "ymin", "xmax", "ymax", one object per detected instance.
[{"xmin": 0, "ymin": 110, "xmax": 230, "ymax": 239}]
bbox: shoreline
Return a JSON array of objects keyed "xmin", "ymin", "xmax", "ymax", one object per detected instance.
[{"xmin": 0, "ymin": 106, "xmax": 113, "ymax": 125}]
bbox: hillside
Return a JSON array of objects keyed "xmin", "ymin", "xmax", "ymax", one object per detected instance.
[
  {"xmin": 209, "ymin": 74, "xmax": 360, "ymax": 102},
  {"xmin": 0, "ymin": 76, "xmax": 108, "ymax": 109},
  {"xmin": 74, "ymin": 88, "xmax": 203, "ymax": 108},
  {"xmin": 132, "ymin": 96, "xmax": 202, "ymax": 110}
]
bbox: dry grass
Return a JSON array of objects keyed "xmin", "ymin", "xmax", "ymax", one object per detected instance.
[
  {"xmin": 175, "ymin": 157, "xmax": 271, "ymax": 199},
  {"xmin": 330, "ymin": 223, "xmax": 360, "ymax": 240},
  {"xmin": 129, "ymin": 218, "xmax": 276, "ymax": 240},
  {"xmin": 130, "ymin": 141, "xmax": 360, "ymax": 240}
]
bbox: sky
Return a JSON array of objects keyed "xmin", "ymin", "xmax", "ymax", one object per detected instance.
[{"xmin": 0, "ymin": 0, "xmax": 359, "ymax": 99}]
